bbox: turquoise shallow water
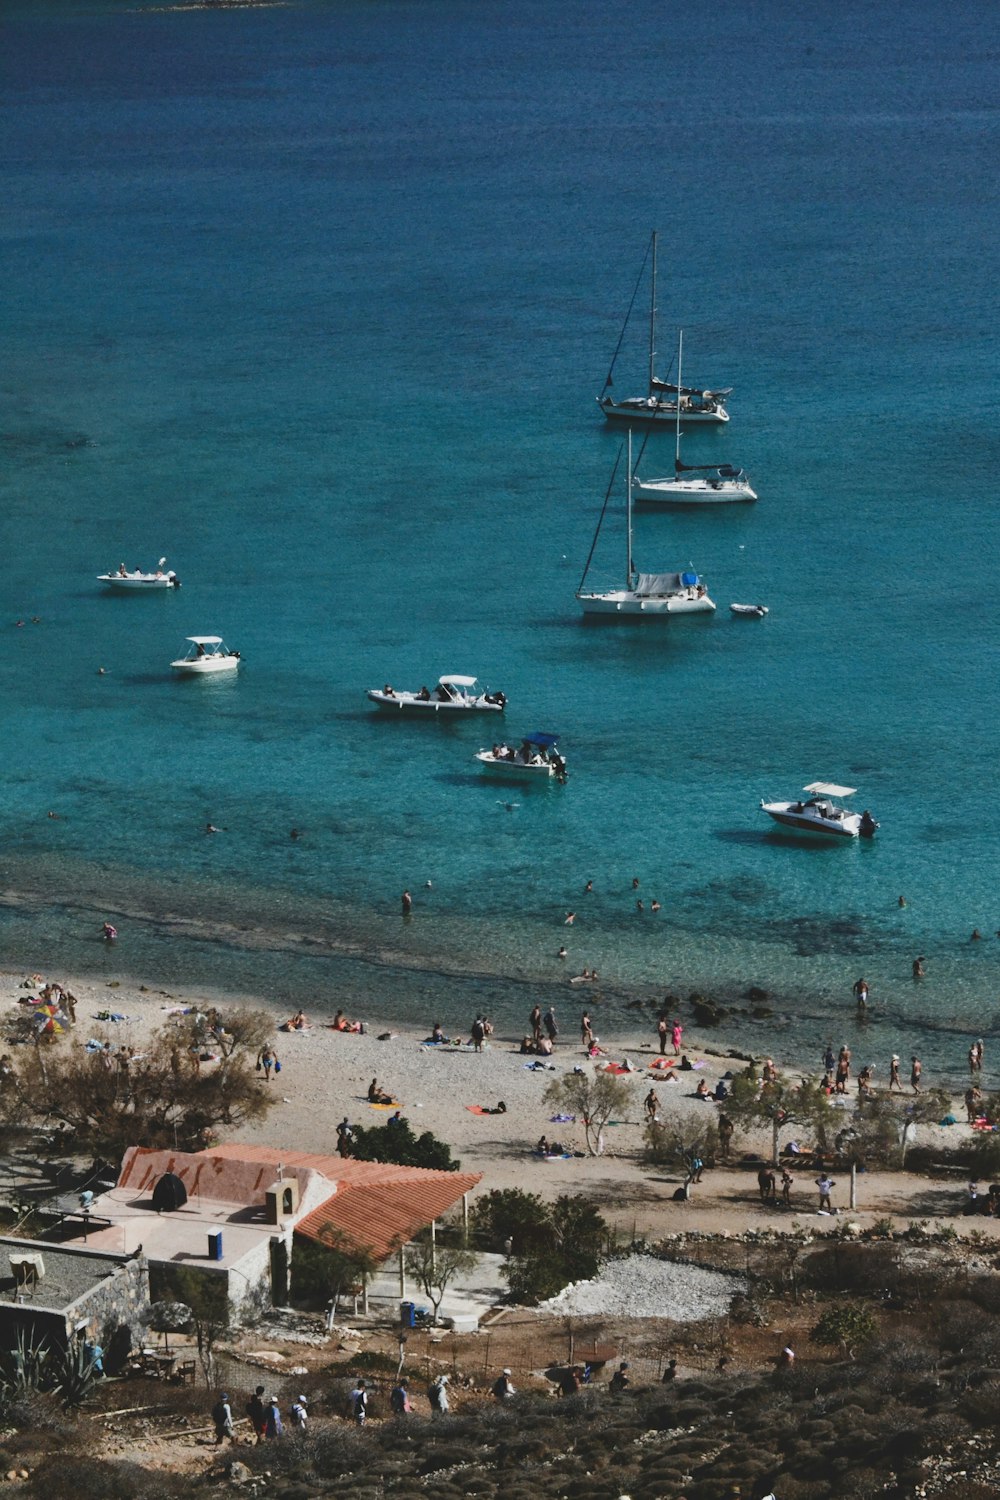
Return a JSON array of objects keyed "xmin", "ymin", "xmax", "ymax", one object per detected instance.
[{"xmin": 3, "ymin": 0, "xmax": 1000, "ymax": 1082}]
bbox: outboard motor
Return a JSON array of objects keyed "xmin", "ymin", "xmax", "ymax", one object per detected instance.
[{"xmin": 859, "ymin": 810, "xmax": 878, "ymax": 839}]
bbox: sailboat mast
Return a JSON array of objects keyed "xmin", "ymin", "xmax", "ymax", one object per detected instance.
[
  {"xmin": 626, "ymin": 429, "xmax": 634, "ymax": 585},
  {"xmin": 675, "ymin": 329, "xmax": 683, "ymax": 468},
  {"xmin": 648, "ymin": 231, "xmax": 657, "ymax": 393}
]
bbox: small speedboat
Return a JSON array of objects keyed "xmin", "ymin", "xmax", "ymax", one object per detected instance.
[
  {"xmin": 761, "ymin": 783, "xmax": 878, "ymax": 839},
  {"xmin": 367, "ymin": 675, "xmax": 506, "ymax": 713},
  {"xmin": 170, "ymin": 636, "xmax": 241, "ymax": 674},
  {"xmin": 99, "ymin": 557, "xmax": 180, "ymax": 590},
  {"xmin": 730, "ymin": 603, "xmax": 768, "ymax": 618},
  {"xmin": 475, "ymin": 732, "xmax": 567, "ymax": 782}
]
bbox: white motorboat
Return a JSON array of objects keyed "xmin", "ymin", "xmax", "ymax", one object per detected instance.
[
  {"xmin": 170, "ymin": 636, "xmax": 241, "ymax": 674},
  {"xmin": 475, "ymin": 733, "xmax": 567, "ymax": 782},
  {"xmin": 576, "ymin": 433, "xmax": 716, "ymax": 617},
  {"xmin": 99, "ymin": 557, "xmax": 180, "ymax": 589},
  {"xmin": 730, "ymin": 603, "xmax": 768, "ymax": 618},
  {"xmin": 632, "ymin": 332, "xmax": 755, "ymax": 505},
  {"xmin": 367, "ymin": 675, "xmax": 506, "ymax": 714},
  {"xmin": 598, "ymin": 232, "xmax": 730, "ymax": 426},
  {"xmin": 761, "ymin": 783, "xmax": 878, "ymax": 840}
]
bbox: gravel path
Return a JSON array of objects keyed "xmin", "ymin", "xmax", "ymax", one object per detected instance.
[{"xmin": 540, "ymin": 1253, "xmax": 743, "ymax": 1321}]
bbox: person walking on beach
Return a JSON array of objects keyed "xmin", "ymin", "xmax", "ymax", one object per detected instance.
[
  {"xmin": 824, "ymin": 1041, "xmax": 836, "ymax": 1074},
  {"xmin": 257, "ymin": 1044, "xmax": 278, "ymax": 1082},
  {"xmin": 644, "ymin": 1088, "xmax": 660, "ymax": 1122},
  {"xmin": 889, "ymin": 1053, "xmax": 902, "ymax": 1091},
  {"xmin": 471, "ymin": 1016, "xmax": 486, "ymax": 1052},
  {"xmin": 910, "ymin": 1055, "xmax": 922, "ymax": 1091},
  {"xmin": 657, "ymin": 1016, "xmax": 668, "ymax": 1054},
  {"xmin": 671, "ymin": 1020, "xmax": 683, "ymax": 1056},
  {"xmin": 815, "ymin": 1174, "xmax": 835, "ymax": 1211},
  {"xmin": 835, "ymin": 1044, "xmax": 851, "ymax": 1094},
  {"xmin": 581, "ymin": 1011, "xmax": 593, "ymax": 1048},
  {"xmin": 718, "ymin": 1114, "xmax": 734, "ymax": 1158},
  {"xmin": 965, "ymin": 1085, "xmax": 983, "ymax": 1123},
  {"xmin": 529, "ymin": 1005, "xmax": 542, "ymax": 1044}
]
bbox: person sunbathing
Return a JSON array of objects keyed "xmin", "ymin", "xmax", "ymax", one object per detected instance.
[
  {"xmin": 280, "ymin": 1010, "xmax": 309, "ymax": 1032},
  {"xmin": 367, "ymin": 1077, "xmax": 394, "ymax": 1105},
  {"xmin": 331, "ymin": 1009, "xmax": 363, "ymax": 1033}
]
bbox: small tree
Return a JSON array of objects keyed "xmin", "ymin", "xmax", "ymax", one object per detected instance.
[
  {"xmin": 848, "ymin": 1089, "xmax": 952, "ymax": 1169},
  {"xmin": 168, "ymin": 1270, "xmax": 228, "ymax": 1388},
  {"xmin": 644, "ymin": 1121, "xmax": 713, "ymax": 1187},
  {"xmin": 811, "ymin": 1303, "xmax": 877, "ymax": 1359},
  {"xmin": 349, "ymin": 1119, "xmax": 458, "ymax": 1171},
  {"xmin": 470, "ymin": 1188, "xmax": 553, "ymax": 1254},
  {"xmin": 726, "ymin": 1074, "xmax": 833, "ymax": 1164},
  {"xmin": 543, "ymin": 1070, "xmax": 633, "ymax": 1156},
  {"xmin": 404, "ymin": 1238, "xmax": 478, "ymax": 1323}
]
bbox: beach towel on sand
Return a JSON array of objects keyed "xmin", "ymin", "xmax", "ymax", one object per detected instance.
[
  {"xmin": 465, "ymin": 1104, "xmax": 487, "ymax": 1115},
  {"xmin": 370, "ymin": 1101, "xmax": 401, "ymax": 1110},
  {"xmin": 603, "ymin": 1063, "xmax": 635, "ymax": 1075}
]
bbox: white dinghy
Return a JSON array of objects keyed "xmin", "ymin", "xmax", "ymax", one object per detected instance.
[
  {"xmin": 367, "ymin": 675, "xmax": 506, "ymax": 714},
  {"xmin": 170, "ymin": 636, "xmax": 241, "ymax": 675},
  {"xmin": 761, "ymin": 783, "xmax": 878, "ymax": 840},
  {"xmin": 730, "ymin": 603, "xmax": 768, "ymax": 618}
]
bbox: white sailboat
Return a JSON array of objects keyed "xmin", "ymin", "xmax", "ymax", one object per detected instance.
[
  {"xmin": 632, "ymin": 332, "xmax": 756, "ymax": 505},
  {"xmin": 598, "ymin": 232, "xmax": 731, "ymax": 426},
  {"xmin": 576, "ymin": 434, "xmax": 716, "ymax": 617}
]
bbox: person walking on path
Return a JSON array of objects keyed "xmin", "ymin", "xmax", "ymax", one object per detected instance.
[
  {"xmin": 718, "ymin": 1114, "xmax": 734, "ymax": 1158},
  {"xmin": 390, "ymin": 1378, "xmax": 412, "ymax": 1415},
  {"xmin": 657, "ymin": 1016, "xmax": 669, "ymax": 1055},
  {"xmin": 757, "ymin": 1168, "xmax": 775, "ymax": 1202},
  {"xmin": 815, "ymin": 1174, "xmax": 835, "ymax": 1211},
  {"xmin": 350, "ymin": 1379, "xmax": 368, "ymax": 1426},
  {"xmin": 910, "ymin": 1055, "xmax": 922, "ymax": 1092},
  {"xmin": 889, "ymin": 1054, "xmax": 902, "ymax": 1091},
  {"xmin": 265, "ymin": 1394, "xmax": 283, "ymax": 1440},
  {"xmin": 246, "ymin": 1386, "xmax": 267, "ymax": 1443},
  {"xmin": 290, "ymin": 1395, "xmax": 308, "ymax": 1432},
  {"xmin": 428, "ymin": 1373, "xmax": 450, "ymax": 1416},
  {"xmin": 211, "ymin": 1392, "xmax": 234, "ymax": 1445},
  {"xmin": 780, "ymin": 1169, "xmax": 793, "ymax": 1206}
]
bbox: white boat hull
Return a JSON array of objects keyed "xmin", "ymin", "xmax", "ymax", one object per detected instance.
[
  {"xmin": 171, "ymin": 656, "xmax": 240, "ymax": 674},
  {"xmin": 367, "ymin": 690, "xmax": 502, "ymax": 714},
  {"xmin": 600, "ymin": 396, "xmax": 729, "ymax": 426},
  {"xmin": 578, "ymin": 590, "xmax": 716, "ymax": 616},
  {"xmin": 475, "ymin": 752, "xmax": 560, "ymax": 779},
  {"xmin": 730, "ymin": 603, "xmax": 768, "ymax": 618},
  {"xmin": 761, "ymin": 803, "xmax": 868, "ymax": 839},
  {"xmin": 99, "ymin": 574, "xmax": 180, "ymax": 590},
  {"xmin": 633, "ymin": 476, "xmax": 756, "ymax": 504}
]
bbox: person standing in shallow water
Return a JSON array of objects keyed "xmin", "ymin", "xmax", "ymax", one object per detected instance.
[
  {"xmin": 402, "ymin": 889, "xmax": 412, "ymax": 915},
  {"xmin": 888, "ymin": 1054, "xmax": 902, "ymax": 1091}
]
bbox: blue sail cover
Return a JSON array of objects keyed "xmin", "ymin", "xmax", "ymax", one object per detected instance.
[{"xmin": 524, "ymin": 732, "xmax": 559, "ymax": 748}]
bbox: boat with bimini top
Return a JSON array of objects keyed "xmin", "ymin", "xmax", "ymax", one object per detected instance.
[
  {"xmin": 598, "ymin": 232, "xmax": 730, "ymax": 426},
  {"xmin": 99, "ymin": 557, "xmax": 180, "ymax": 589},
  {"xmin": 367, "ymin": 676, "xmax": 506, "ymax": 713},
  {"xmin": 761, "ymin": 783, "xmax": 878, "ymax": 839},
  {"xmin": 576, "ymin": 434, "xmax": 715, "ymax": 617},
  {"xmin": 170, "ymin": 636, "xmax": 241, "ymax": 675},
  {"xmin": 475, "ymin": 733, "xmax": 567, "ymax": 782}
]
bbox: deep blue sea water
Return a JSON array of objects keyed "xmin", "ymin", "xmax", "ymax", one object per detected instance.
[{"xmin": 3, "ymin": 0, "xmax": 1000, "ymax": 1082}]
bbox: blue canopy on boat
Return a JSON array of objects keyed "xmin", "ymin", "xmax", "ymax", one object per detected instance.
[{"xmin": 523, "ymin": 732, "xmax": 560, "ymax": 749}]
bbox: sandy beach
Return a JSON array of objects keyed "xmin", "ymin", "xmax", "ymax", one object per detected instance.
[{"xmin": 8, "ymin": 961, "xmax": 997, "ymax": 1242}]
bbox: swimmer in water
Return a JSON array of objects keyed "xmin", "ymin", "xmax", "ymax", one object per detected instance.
[{"xmin": 564, "ymin": 912, "xmax": 576, "ymax": 925}]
